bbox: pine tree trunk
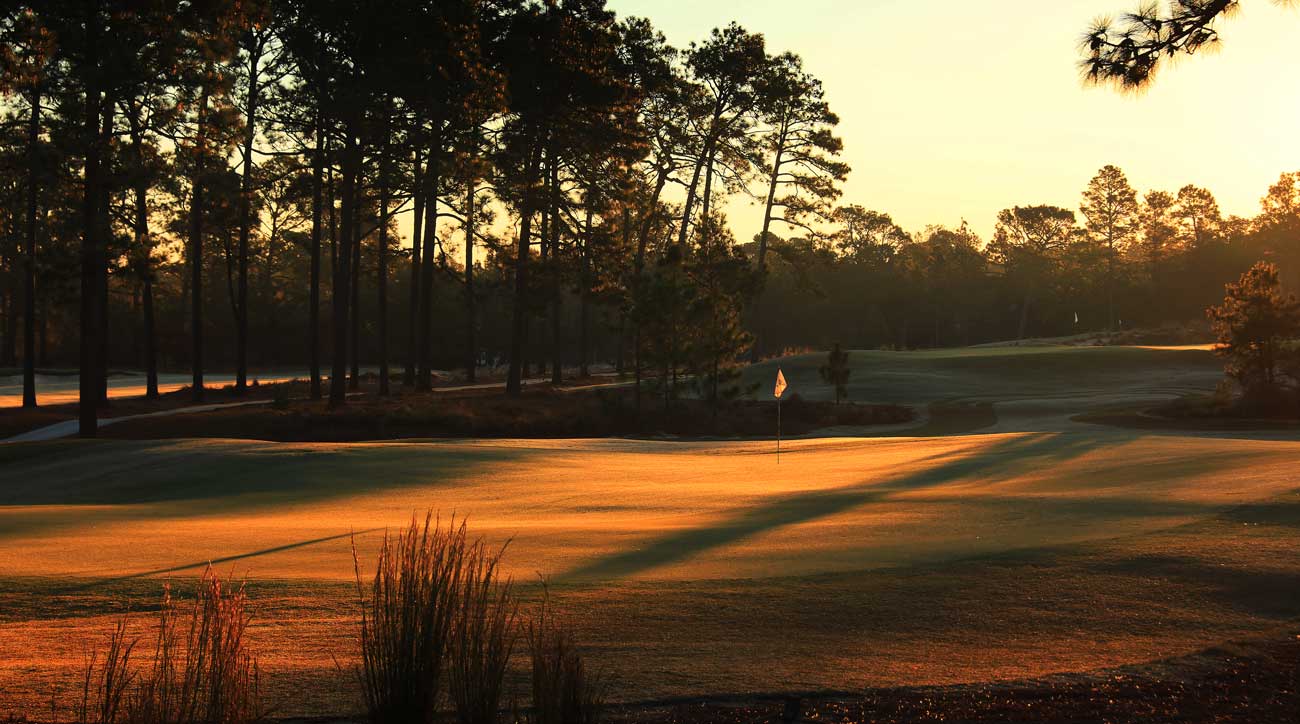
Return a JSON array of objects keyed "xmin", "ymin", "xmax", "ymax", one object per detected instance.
[
  {"xmin": 406, "ymin": 147, "xmax": 423, "ymax": 388},
  {"xmin": 1017, "ymin": 290, "xmax": 1033, "ymax": 342},
  {"xmin": 377, "ymin": 108, "xmax": 391, "ymax": 396},
  {"xmin": 234, "ymin": 37, "xmax": 262, "ymax": 394},
  {"xmin": 349, "ymin": 190, "xmax": 361, "ymax": 391},
  {"xmin": 676, "ymin": 126, "xmax": 717, "ymax": 249},
  {"xmin": 22, "ymin": 88, "xmax": 39, "ymax": 408},
  {"xmin": 416, "ymin": 129, "xmax": 441, "ymax": 391},
  {"xmin": 506, "ymin": 140, "xmax": 541, "ymax": 397},
  {"xmin": 190, "ymin": 77, "xmax": 211, "ymax": 403},
  {"xmin": 130, "ymin": 116, "xmax": 158, "ymax": 400},
  {"xmin": 98, "ymin": 100, "xmax": 113, "ymax": 407},
  {"xmin": 328, "ymin": 125, "xmax": 358, "ymax": 408},
  {"xmin": 464, "ymin": 170, "xmax": 477, "ymax": 382},
  {"xmin": 579, "ymin": 203, "xmax": 593, "ymax": 378},
  {"xmin": 78, "ymin": 1, "xmax": 103, "ymax": 436},
  {"xmin": 751, "ymin": 125, "xmax": 787, "ymax": 363},
  {"xmin": 548, "ymin": 161, "xmax": 562, "ymax": 386},
  {"xmin": 309, "ymin": 112, "xmax": 324, "ymax": 399},
  {"xmin": 351, "ymin": 194, "xmax": 361, "ymax": 389}
]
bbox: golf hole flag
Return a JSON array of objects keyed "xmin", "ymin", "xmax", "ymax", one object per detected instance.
[{"xmin": 774, "ymin": 369, "xmax": 787, "ymax": 463}]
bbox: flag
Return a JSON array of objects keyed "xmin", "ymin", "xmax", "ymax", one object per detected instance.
[
  {"xmin": 774, "ymin": 368, "xmax": 787, "ymax": 399},
  {"xmin": 1074, "ymin": 311, "xmax": 1079, "ymax": 324}
]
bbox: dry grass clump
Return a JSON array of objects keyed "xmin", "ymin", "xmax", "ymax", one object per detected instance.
[
  {"xmin": 527, "ymin": 593, "xmax": 603, "ymax": 724},
  {"xmin": 76, "ymin": 620, "xmax": 136, "ymax": 724},
  {"xmin": 353, "ymin": 514, "xmax": 469, "ymax": 724},
  {"xmin": 79, "ymin": 513, "xmax": 603, "ymax": 724},
  {"xmin": 448, "ymin": 540, "xmax": 519, "ymax": 724},
  {"xmin": 354, "ymin": 512, "xmax": 602, "ymax": 724},
  {"xmin": 76, "ymin": 568, "xmax": 261, "ymax": 724}
]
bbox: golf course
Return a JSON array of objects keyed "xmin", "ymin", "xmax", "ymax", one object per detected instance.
[{"xmin": 3, "ymin": 344, "xmax": 1298, "ymax": 717}]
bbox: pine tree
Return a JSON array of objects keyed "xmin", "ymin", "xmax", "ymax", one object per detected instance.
[
  {"xmin": 1080, "ymin": 165, "xmax": 1138, "ymax": 331},
  {"xmin": 1207, "ymin": 261, "xmax": 1299, "ymax": 399},
  {"xmin": 819, "ymin": 343, "xmax": 850, "ymax": 404}
]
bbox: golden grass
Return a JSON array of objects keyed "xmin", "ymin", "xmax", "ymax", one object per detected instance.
[{"xmin": 5, "ymin": 424, "xmax": 1300, "ymax": 715}]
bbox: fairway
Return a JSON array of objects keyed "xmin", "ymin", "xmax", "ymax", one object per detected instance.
[{"xmin": 3, "ymin": 346, "xmax": 1299, "ymax": 716}]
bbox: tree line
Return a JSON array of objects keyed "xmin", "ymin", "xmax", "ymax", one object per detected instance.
[
  {"xmin": 750, "ymin": 167, "xmax": 1300, "ymax": 352},
  {"xmin": 0, "ymin": 0, "xmax": 852, "ymax": 436},
  {"xmin": 3, "ymin": 1, "xmax": 1300, "ymax": 438}
]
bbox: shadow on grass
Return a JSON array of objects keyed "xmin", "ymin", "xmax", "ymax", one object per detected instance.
[
  {"xmin": 47, "ymin": 527, "xmax": 384, "ymax": 595},
  {"xmin": 0, "ymin": 439, "xmax": 537, "ymax": 508},
  {"xmin": 1090, "ymin": 553, "xmax": 1300, "ymax": 621},
  {"xmin": 559, "ymin": 432, "xmax": 1135, "ymax": 583},
  {"xmin": 0, "ymin": 439, "xmax": 539, "ymax": 544}
]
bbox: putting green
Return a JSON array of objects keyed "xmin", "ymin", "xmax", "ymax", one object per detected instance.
[{"xmin": 2, "ymin": 346, "xmax": 1298, "ymax": 716}]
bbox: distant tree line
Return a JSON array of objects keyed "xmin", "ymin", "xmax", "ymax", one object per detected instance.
[{"xmin": 750, "ymin": 168, "xmax": 1300, "ymax": 352}]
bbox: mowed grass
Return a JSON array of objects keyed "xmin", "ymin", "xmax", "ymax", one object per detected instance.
[
  {"xmin": 746, "ymin": 344, "xmax": 1222, "ymax": 406},
  {"xmin": 2, "ymin": 345, "xmax": 1298, "ymax": 716}
]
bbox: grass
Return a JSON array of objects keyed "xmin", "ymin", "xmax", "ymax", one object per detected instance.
[
  {"xmin": 76, "ymin": 620, "xmax": 135, "ymax": 724},
  {"xmin": 6, "ymin": 344, "xmax": 1299, "ymax": 716},
  {"xmin": 745, "ymin": 344, "xmax": 1224, "ymax": 408},
  {"xmin": 90, "ymin": 388, "xmax": 910, "ymax": 442},
  {"xmin": 71, "ymin": 514, "xmax": 602, "ymax": 724}
]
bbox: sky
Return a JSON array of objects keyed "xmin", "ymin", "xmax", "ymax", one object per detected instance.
[{"xmin": 607, "ymin": 0, "xmax": 1300, "ymax": 240}]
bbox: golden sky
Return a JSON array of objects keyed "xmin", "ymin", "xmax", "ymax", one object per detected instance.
[{"xmin": 609, "ymin": 0, "xmax": 1300, "ymax": 239}]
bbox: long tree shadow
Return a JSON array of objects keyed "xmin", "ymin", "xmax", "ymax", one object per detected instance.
[
  {"xmin": 0, "ymin": 440, "xmax": 541, "ymax": 507},
  {"xmin": 44, "ymin": 527, "xmax": 385, "ymax": 595},
  {"xmin": 1089, "ymin": 553, "xmax": 1300, "ymax": 621},
  {"xmin": 0, "ymin": 439, "xmax": 541, "ymax": 542},
  {"xmin": 559, "ymin": 432, "xmax": 1130, "ymax": 583}
]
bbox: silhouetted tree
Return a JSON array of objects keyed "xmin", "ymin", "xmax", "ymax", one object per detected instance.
[
  {"xmin": 1080, "ymin": 165, "xmax": 1139, "ymax": 330},
  {"xmin": 1208, "ymin": 261, "xmax": 1299, "ymax": 398},
  {"xmin": 0, "ymin": 8, "xmax": 53, "ymax": 408},
  {"xmin": 1081, "ymin": 0, "xmax": 1250, "ymax": 90},
  {"xmin": 989, "ymin": 205, "xmax": 1080, "ymax": 340},
  {"xmin": 819, "ymin": 343, "xmax": 850, "ymax": 404},
  {"xmin": 676, "ymin": 23, "xmax": 768, "ymax": 249},
  {"xmin": 1174, "ymin": 184, "xmax": 1222, "ymax": 250}
]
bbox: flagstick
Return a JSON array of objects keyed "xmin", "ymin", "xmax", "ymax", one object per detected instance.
[{"xmin": 777, "ymin": 396, "xmax": 781, "ymax": 464}]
